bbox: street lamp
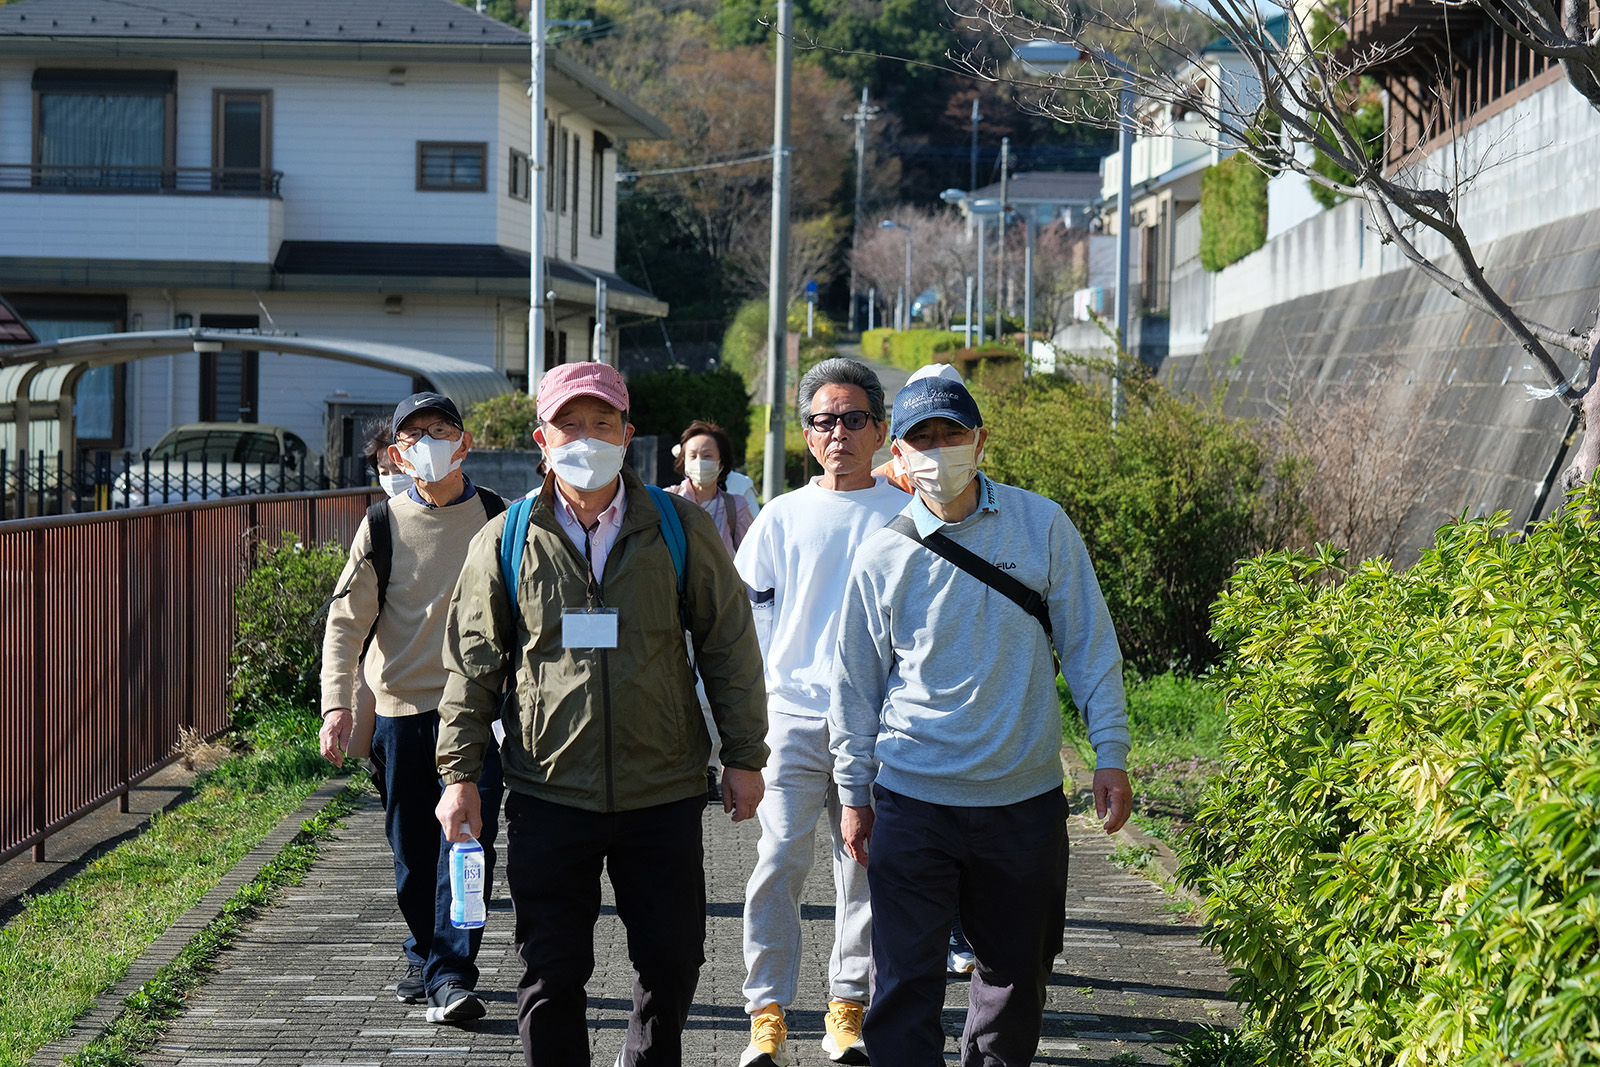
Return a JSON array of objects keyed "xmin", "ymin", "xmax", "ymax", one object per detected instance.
[
  {"xmin": 1012, "ymin": 40, "xmax": 1134, "ymax": 363},
  {"xmin": 878, "ymin": 219, "xmax": 913, "ymax": 331},
  {"xmin": 942, "ymin": 190, "xmax": 1003, "ymax": 345}
]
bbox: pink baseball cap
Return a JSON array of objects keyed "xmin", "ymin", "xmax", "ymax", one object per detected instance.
[{"xmin": 535, "ymin": 362, "xmax": 631, "ymax": 422}]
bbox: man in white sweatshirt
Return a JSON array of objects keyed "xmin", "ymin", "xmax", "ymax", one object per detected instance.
[
  {"xmin": 829, "ymin": 375, "xmax": 1133, "ymax": 1065},
  {"xmin": 735, "ymin": 358, "xmax": 910, "ymax": 1067}
]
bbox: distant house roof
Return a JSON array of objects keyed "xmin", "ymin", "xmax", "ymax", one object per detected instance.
[
  {"xmin": 272, "ymin": 242, "xmax": 668, "ymax": 317},
  {"xmin": 970, "ymin": 171, "xmax": 1103, "ymax": 204},
  {"xmin": 0, "ymin": 294, "xmax": 36, "ymax": 346},
  {"xmin": 0, "ymin": 0, "xmax": 669, "ymax": 139}
]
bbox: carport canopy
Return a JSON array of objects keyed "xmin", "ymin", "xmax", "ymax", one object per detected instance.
[{"xmin": 0, "ymin": 328, "xmax": 515, "ymax": 462}]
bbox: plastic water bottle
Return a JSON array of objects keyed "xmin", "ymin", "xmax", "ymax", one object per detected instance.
[{"xmin": 449, "ymin": 825, "xmax": 486, "ymax": 930}]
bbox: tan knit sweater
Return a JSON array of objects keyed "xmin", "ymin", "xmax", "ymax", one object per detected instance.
[{"xmin": 321, "ymin": 491, "xmax": 498, "ymax": 717}]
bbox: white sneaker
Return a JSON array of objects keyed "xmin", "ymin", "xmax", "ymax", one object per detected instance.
[{"xmin": 947, "ymin": 947, "xmax": 977, "ymax": 974}]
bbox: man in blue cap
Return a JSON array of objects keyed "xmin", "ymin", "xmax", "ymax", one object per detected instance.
[
  {"xmin": 320, "ymin": 391, "xmax": 506, "ymax": 1024},
  {"xmin": 828, "ymin": 374, "xmax": 1133, "ymax": 1064}
]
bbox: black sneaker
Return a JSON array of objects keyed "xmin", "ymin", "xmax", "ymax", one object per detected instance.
[
  {"xmin": 395, "ymin": 963, "xmax": 425, "ymax": 1003},
  {"xmin": 425, "ymin": 981, "xmax": 486, "ymax": 1024}
]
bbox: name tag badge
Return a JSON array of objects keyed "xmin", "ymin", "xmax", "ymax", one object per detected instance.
[{"xmin": 562, "ymin": 607, "xmax": 619, "ymax": 649}]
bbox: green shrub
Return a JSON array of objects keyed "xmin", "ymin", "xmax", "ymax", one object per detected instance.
[
  {"xmin": 975, "ymin": 364, "xmax": 1306, "ymax": 670},
  {"xmin": 464, "ymin": 391, "xmax": 539, "ymax": 450},
  {"xmin": 229, "ymin": 533, "xmax": 347, "ymax": 733},
  {"xmin": 860, "ymin": 327, "xmax": 894, "ymax": 361},
  {"xmin": 722, "ymin": 299, "xmax": 835, "ymax": 393},
  {"xmin": 627, "ymin": 366, "xmax": 752, "ymax": 466},
  {"xmin": 1185, "ymin": 489, "xmax": 1600, "ymax": 1066},
  {"xmin": 744, "ymin": 417, "xmax": 810, "ymax": 497},
  {"xmin": 1200, "ymin": 153, "xmax": 1269, "ymax": 272},
  {"xmin": 876, "ymin": 329, "xmax": 959, "ymax": 372}
]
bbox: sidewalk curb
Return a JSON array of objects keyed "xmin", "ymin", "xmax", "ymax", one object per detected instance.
[
  {"xmin": 29, "ymin": 775, "xmax": 353, "ymax": 1067},
  {"xmin": 1060, "ymin": 746, "xmax": 1204, "ymax": 909}
]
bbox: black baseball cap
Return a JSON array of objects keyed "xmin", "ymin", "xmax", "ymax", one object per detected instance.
[{"xmin": 392, "ymin": 392, "xmax": 463, "ymax": 437}]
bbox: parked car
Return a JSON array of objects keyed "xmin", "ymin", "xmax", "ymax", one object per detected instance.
[{"xmin": 112, "ymin": 423, "xmax": 324, "ymax": 507}]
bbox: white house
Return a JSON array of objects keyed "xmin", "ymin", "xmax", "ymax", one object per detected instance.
[{"xmin": 0, "ymin": 0, "xmax": 668, "ymax": 468}]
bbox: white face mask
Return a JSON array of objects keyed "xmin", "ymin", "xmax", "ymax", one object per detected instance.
[
  {"xmin": 897, "ymin": 442, "xmax": 980, "ymax": 504},
  {"xmin": 547, "ymin": 437, "xmax": 627, "ymax": 491},
  {"xmin": 685, "ymin": 457, "xmax": 720, "ymax": 488},
  {"xmin": 379, "ymin": 471, "xmax": 414, "ymax": 497},
  {"xmin": 399, "ymin": 435, "xmax": 464, "ymax": 483}
]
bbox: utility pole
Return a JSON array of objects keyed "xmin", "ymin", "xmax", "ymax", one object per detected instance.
[
  {"xmin": 764, "ymin": 0, "xmax": 793, "ymax": 502},
  {"xmin": 969, "ymin": 98, "xmax": 980, "ymax": 192},
  {"xmin": 527, "ymin": 0, "xmax": 547, "ymax": 392},
  {"xmin": 843, "ymin": 88, "xmax": 880, "ymax": 334},
  {"xmin": 998, "ymin": 137, "xmax": 1009, "ymax": 330}
]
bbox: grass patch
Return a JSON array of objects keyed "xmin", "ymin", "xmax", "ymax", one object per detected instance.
[
  {"xmin": 62, "ymin": 786, "xmax": 362, "ymax": 1067},
  {"xmin": 1063, "ymin": 669, "xmax": 1226, "ymax": 845},
  {"xmin": 0, "ymin": 746, "xmax": 338, "ymax": 1067}
]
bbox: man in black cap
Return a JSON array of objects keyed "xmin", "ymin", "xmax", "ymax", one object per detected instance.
[{"xmin": 320, "ymin": 391, "xmax": 507, "ymax": 1023}]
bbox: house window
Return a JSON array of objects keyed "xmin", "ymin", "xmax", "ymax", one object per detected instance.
[
  {"xmin": 509, "ymin": 148, "xmax": 530, "ymax": 201},
  {"xmin": 212, "ymin": 89, "xmax": 272, "ymax": 192},
  {"xmin": 416, "ymin": 142, "xmax": 486, "ymax": 192},
  {"xmin": 545, "ymin": 119, "xmax": 557, "ymax": 209},
  {"xmin": 6, "ymin": 293, "xmax": 128, "ymax": 450},
  {"xmin": 32, "ymin": 69, "xmax": 176, "ymax": 188},
  {"xmin": 556, "ymin": 129, "xmax": 568, "ymax": 213},
  {"xmin": 571, "ymin": 132, "xmax": 581, "ymax": 257},
  {"xmin": 590, "ymin": 133, "xmax": 610, "ymax": 237},
  {"xmin": 199, "ymin": 314, "xmax": 260, "ymax": 423}
]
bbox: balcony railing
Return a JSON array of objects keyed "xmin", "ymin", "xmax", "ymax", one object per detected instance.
[{"xmin": 0, "ymin": 164, "xmax": 282, "ymax": 196}]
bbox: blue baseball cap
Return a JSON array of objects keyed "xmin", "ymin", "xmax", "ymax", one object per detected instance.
[{"xmin": 891, "ymin": 376, "xmax": 983, "ymax": 438}]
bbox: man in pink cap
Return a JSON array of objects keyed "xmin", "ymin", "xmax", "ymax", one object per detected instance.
[{"xmin": 434, "ymin": 362, "xmax": 769, "ymax": 1065}]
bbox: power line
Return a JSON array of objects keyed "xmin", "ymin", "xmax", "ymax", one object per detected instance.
[{"xmin": 616, "ymin": 152, "xmax": 773, "ymax": 180}]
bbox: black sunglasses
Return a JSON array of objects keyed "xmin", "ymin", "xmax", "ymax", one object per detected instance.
[{"xmin": 804, "ymin": 410, "xmax": 875, "ymax": 432}]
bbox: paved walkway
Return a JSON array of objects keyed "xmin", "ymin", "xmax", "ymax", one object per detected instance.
[{"xmin": 140, "ymin": 789, "xmax": 1238, "ymax": 1066}]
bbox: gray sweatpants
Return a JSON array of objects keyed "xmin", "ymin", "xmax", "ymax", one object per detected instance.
[{"xmin": 742, "ymin": 710, "xmax": 872, "ymax": 1012}]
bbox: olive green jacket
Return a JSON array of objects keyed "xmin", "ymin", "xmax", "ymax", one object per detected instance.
[{"xmin": 436, "ymin": 466, "xmax": 768, "ymax": 812}]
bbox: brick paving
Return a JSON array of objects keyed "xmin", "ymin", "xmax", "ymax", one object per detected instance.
[{"xmin": 128, "ymin": 788, "xmax": 1238, "ymax": 1067}]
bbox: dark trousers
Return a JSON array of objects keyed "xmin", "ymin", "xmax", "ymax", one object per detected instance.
[
  {"xmin": 505, "ymin": 791, "xmax": 706, "ymax": 1067},
  {"xmin": 370, "ymin": 711, "xmax": 503, "ymax": 995},
  {"xmin": 864, "ymin": 785, "xmax": 1070, "ymax": 1067}
]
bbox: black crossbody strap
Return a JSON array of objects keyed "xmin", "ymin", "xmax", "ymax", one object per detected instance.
[{"xmin": 887, "ymin": 514, "xmax": 1058, "ymax": 667}]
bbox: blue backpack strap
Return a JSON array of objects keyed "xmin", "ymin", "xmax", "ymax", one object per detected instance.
[
  {"xmin": 499, "ymin": 496, "xmax": 536, "ymax": 604},
  {"xmin": 645, "ymin": 485, "xmax": 687, "ymax": 597}
]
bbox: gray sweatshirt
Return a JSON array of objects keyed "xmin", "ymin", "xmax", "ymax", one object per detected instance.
[{"xmin": 829, "ymin": 473, "xmax": 1129, "ymax": 808}]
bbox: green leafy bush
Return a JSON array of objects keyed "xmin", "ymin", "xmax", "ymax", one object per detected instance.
[
  {"xmin": 464, "ymin": 391, "xmax": 539, "ymax": 450},
  {"xmin": 876, "ymin": 329, "xmax": 958, "ymax": 372},
  {"xmin": 229, "ymin": 533, "xmax": 347, "ymax": 736},
  {"xmin": 627, "ymin": 366, "xmax": 753, "ymax": 466},
  {"xmin": 722, "ymin": 299, "xmax": 836, "ymax": 392},
  {"xmin": 1185, "ymin": 490, "xmax": 1600, "ymax": 1066},
  {"xmin": 860, "ymin": 327, "xmax": 894, "ymax": 361},
  {"xmin": 1199, "ymin": 153, "xmax": 1269, "ymax": 272},
  {"xmin": 975, "ymin": 364, "xmax": 1306, "ymax": 670}
]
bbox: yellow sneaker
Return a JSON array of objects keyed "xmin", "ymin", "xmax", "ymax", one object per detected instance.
[
  {"xmin": 823, "ymin": 999, "xmax": 869, "ymax": 1064},
  {"xmin": 739, "ymin": 1003, "xmax": 793, "ymax": 1067}
]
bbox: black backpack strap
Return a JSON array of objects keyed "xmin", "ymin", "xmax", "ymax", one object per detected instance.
[
  {"xmin": 359, "ymin": 499, "xmax": 393, "ymax": 660},
  {"xmin": 478, "ymin": 487, "xmax": 507, "ymax": 521},
  {"xmin": 887, "ymin": 513, "xmax": 1058, "ymax": 670}
]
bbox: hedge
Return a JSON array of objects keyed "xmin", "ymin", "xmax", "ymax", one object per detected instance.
[
  {"xmin": 1186, "ymin": 488, "xmax": 1600, "ymax": 1065},
  {"xmin": 626, "ymin": 367, "xmax": 752, "ymax": 466},
  {"xmin": 1199, "ymin": 152, "xmax": 1269, "ymax": 272},
  {"xmin": 973, "ymin": 363, "xmax": 1303, "ymax": 670}
]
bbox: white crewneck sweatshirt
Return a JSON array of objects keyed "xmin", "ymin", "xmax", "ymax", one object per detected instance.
[{"xmin": 734, "ymin": 476, "xmax": 910, "ymax": 718}]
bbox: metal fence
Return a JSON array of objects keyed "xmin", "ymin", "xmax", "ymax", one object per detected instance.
[
  {"xmin": 0, "ymin": 488, "xmax": 380, "ymax": 864},
  {"xmin": 1, "ymin": 448, "xmax": 373, "ymax": 522}
]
